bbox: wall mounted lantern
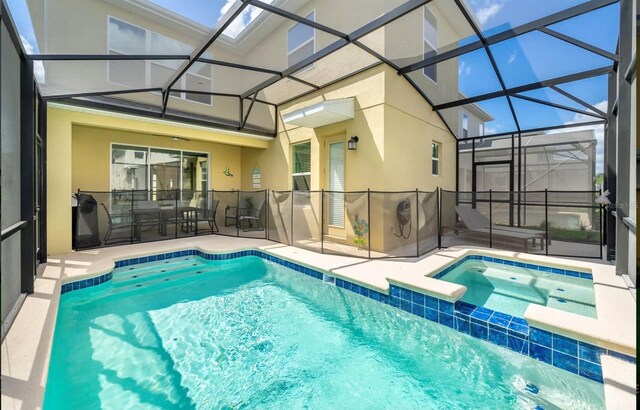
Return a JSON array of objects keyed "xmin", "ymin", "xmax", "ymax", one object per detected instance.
[{"xmin": 348, "ymin": 136, "xmax": 359, "ymax": 150}]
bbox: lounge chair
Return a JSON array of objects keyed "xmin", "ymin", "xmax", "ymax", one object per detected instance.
[{"xmin": 450, "ymin": 206, "xmax": 547, "ymax": 251}]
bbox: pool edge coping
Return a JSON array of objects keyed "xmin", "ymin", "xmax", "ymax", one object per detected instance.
[{"xmin": 3, "ymin": 238, "xmax": 635, "ymax": 410}]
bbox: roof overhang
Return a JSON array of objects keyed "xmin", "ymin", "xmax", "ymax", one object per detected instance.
[{"xmin": 283, "ymin": 98, "xmax": 355, "ymax": 128}]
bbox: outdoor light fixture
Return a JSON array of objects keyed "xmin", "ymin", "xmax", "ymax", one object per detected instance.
[{"xmin": 348, "ymin": 136, "xmax": 359, "ymax": 150}]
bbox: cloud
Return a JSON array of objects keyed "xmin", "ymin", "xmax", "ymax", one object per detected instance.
[
  {"xmin": 475, "ymin": 2, "xmax": 504, "ymax": 27},
  {"xmin": 507, "ymin": 51, "xmax": 517, "ymax": 64},
  {"xmin": 458, "ymin": 61, "xmax": 471, "ymax": 76},
  {"xmin": 219, "ymin": 0, "xmax": 273, "ymax": 39},
  {"xmin": 550, "ymin": 100, "xmax": 608, "ymax": 174},
  {"xmin": 484, "ymin": 125, "xmax": 497, "ymax": 135},
  {"xmin": 20, "ymin": 35, "xmax": 45, "ymax": 83}
]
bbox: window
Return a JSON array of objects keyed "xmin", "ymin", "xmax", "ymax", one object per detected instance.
[
  {"xmin": 479, "ymin": 123, "xmax": 485, "ymax": 136},
  {"xmin": 108, "ymin": 17, "xmax": 213, "ymax": 105},
  {"xmin": 287, "ymin": 11, "xmax": 315, "ymax": 69},
  {"xmin": 462, "ymin": 113, "xmax": 469, "ymax": 139},
  {"xmin": 423, "ymin": 8, "xmax": 437, "ymax": 82},
  {"xmin": 292, "ymin": 142, "xmax": 311, "ymax": 190},
  {"xmin": 111, "ymin": 145, "xmax": 209, "ymax": 194},
  {"xmin": 432, "ymin": 142, "xmax": 440, "ymax": 176}
]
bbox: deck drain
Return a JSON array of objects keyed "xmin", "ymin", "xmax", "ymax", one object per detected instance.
[{"xmin": 525, "ymin": 384, "xmax": 539, "ymax": 394}]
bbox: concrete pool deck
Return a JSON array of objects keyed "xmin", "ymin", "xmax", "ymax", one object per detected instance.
[{"xmin": 1, "ymin": 236, "xmax": 636, "ymax": 409}]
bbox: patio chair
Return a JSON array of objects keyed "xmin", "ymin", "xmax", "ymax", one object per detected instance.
[
  {"xmin": 100, "ymin": 203, "xmax": 136, "ymax": 245},
  {"xmin": 237, "ymin": 197, "xmax": 265, "ymax": 232},
  {"xmin": 449, "ymin": 206, "xmax": 547, "ymax": 251},
  {"xmin": 192, "ymin": 198, "xmax": 219, "ymax": 234},
  {"xmin": 135, "ymin": 200, "xmax": 164, "ymax": 231},
  {"xmin": 225, "ymin": 199, "xmax": 248, "ymax": 227}
]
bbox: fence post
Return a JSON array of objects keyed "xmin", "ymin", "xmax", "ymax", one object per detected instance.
[
  {"xmin": 489, "ymin": 189, "xmax": 493, "ymax": 248},
  {"xmin": 599, "ymin": 202, "xmax": 604, "ymax": 260},
  {"xmin": 130, "ymin": 189, "xmax": 135, "ymax": 244},
  {"xmin": 175, "ymin": 189, "xmax": 179, "ymax": 239},
  {"xmin": 367, "ymin": 189, "xmax": 371, "ymax": 259},
  {"xmin": 264, "ymin": 189, "xmax": 268, "ymax": 240},
  {"xmin": 211, "ymin": 189, "xmax": 216, "ymax": 236},
  {"xmin": 544, "ymin": 189, "xmax": 549, "ymax": 256},
  {"xmin": 258, "ymin": 189, "xmax": 269, "ymax": 240},
  {"xmin": 236, "ymin": 190, "xmax": 240, "ymax": 237},
  {"xmin": 290, "ymin": 190, "xmax": 294, "ymax": 246},
  {"xmin": 321, "ymin": 190, "xmax": 324, "ymax": 254},
  {"xmin": 437, "ymin": 188, "xmax": 441, "ymax": 249},
  {"xmin": 415, "ymin": 188, "xmax": 419, "ymax": 257}
]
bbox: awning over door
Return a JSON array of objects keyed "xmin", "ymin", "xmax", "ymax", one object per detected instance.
[{"xmin": 282, "ymin": 98, "xmax": 355, "ymax": 128}]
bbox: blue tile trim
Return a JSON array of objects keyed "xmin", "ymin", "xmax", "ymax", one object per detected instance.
[
  {"xmin": 433, "ymin": 254, "xmax": 592, "ymax": 281},
  {"xmin": 61, "ymin": 272, "xmax": 112, "ymax": 294},
  {"xmin": 60, "ymin": 247, "xmax": 634, "ymax": 385}
]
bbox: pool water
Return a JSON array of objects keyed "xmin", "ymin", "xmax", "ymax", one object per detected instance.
[
  {"xmin": 439, "ymin": 260, "xmax": 596, "ymax": 318},
  {"xmin": 44, "ymin": 255, "xmax": 604, "ymax": 409}
]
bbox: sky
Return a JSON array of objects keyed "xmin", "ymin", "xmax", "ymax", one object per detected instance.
[
  {"xmin": 6, "ymin": 0, "xmax": 619, "ymax": 171},
  {"xmin": 146, "ymin": 0, "xmax": 273, "ymax": 38}
]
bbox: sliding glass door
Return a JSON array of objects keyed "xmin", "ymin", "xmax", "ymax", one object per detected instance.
[
  {"xmin": 150, "ymin": 148, "xmax": 180, "ymax": 200},
  {"xmin": 111, "ymin": 145, "xmax": 209, "ymax": 201}
]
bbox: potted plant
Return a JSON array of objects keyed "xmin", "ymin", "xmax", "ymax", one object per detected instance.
[{"xmin": 352, "ymin": 217, "xmax": 369, "ymax": 250}]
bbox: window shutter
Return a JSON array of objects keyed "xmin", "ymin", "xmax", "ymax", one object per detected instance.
[{"xmin": 329, "ymin": 142, "xmax": 345, "ymax": 227}]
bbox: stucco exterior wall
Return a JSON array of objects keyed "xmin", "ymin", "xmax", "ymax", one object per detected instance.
[
  {"xmin": 71, "ymin": 126, "xmax": 243, "ymax": 193},
  {"xmin": 46, "ymin": 104, "xmax": 268, "ymax": 256}
]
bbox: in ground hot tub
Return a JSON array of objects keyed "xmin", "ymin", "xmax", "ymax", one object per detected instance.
[{"xmin": 435, "ymin": 255, "xmax": 596, "ymax": 318}]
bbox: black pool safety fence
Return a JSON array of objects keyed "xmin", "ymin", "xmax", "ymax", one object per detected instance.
[
  {"xmin": 73, "ymin": 189, "xmax": 603, "ymax": 259},
  {"xmin": 440, "ymin": 190, "xmax": 604, "ymax": 259}
]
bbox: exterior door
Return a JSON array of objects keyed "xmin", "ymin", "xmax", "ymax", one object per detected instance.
[{"xmin": 325, "ymin": 137, "xmax": 345, "ymax": 237}]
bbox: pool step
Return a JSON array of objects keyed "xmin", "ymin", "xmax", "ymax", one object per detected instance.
[
  {"xmin": 115, "ymin": 266, "xmax": 209, "ymax": 292},
  {"xmin": 113, "ymin": 257, "xmax": 198, "ymax": 280},
  {"xmin": 112, "ymin": 260, "xmax": 205, "ymax": 286},
  {"xmin": 112, "ymin": 263, "xmax": 209, "ymax": 288}
]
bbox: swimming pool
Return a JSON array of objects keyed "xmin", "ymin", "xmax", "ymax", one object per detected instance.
[
  {"xmin": 45, "ymin": 253, "xmax": 605, "ymax": 409},
  {"xmin": 437, "ymin": 257, "xmax": 596, "ymax": 318}
]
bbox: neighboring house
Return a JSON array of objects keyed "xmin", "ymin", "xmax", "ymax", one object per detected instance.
[
  {"xmin": 30, "ymin": 0, "xmax": 487, "ymax": 254},
  {"xmin": 457, "ymin": 129, "xmax": 597, "ymax": 193}
]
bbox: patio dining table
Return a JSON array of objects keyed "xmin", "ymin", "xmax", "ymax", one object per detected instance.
[{"xmin": 132, "ymin": 205, "xmax": 203, "ymax": 237}]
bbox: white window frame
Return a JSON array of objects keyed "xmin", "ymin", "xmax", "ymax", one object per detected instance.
[
  {"xmin": 110, "ymin": 142, "xmax": 210, "ymax": 192},
  {"xmin": 422, "ymin": 7, "xmax": 437, "ymax": 83},
  {"xmin": 291, "ymin": 141, "xmax": 312, "ymax": 191},
  {"xmin": 287, "ymin": 11, "xmax": 316, "ymax": 73},
  {"xmin": 431, "ymin": 142, "xmax": 440, "ymax": 176},
  {"xmin": 107, "ymin": 16, "xmax": 213, "ymax": 106}
]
